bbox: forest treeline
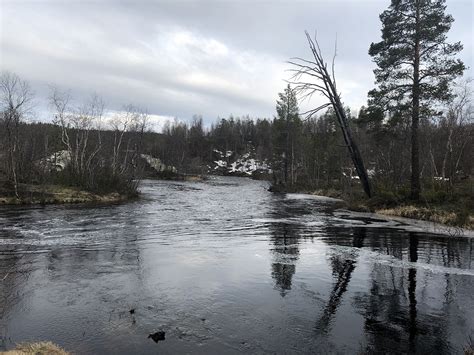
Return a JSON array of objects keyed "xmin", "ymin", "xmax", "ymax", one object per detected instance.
[
  {"xmin": 0, "ymin": 76, "xmax": 149, "ymax": 198},
  {"xmin": 152, "ymin": 81, "xmax": 472, "ymax": 193},
  {"xmin": 0, "ymin": 0, "xmax": 472, "ymax": 214},
  {"xmin": 1, "ymin": 75, "xmax": 470, "ymax": 198}
]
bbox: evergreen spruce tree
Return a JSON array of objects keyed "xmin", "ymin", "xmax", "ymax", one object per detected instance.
[
  {"xmin": 369, "ymin": 0, "xmax": 465, "ymax": 199},
  {"xmin": 274, "ymin": 84, "xmax": 300, "ymax": 186}
]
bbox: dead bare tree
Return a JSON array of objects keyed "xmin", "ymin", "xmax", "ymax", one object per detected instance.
[
  {"xmin": 50, "ymin": 88, "xmax": 104, "ymax": 188},
  {"xmin": 129, "ymin": 106, "xmax": 149, "ymax": 170},
  {"xmin": 80, "ymin": 94, "xmax": 104, "ymax": 183},
  {"xmin": 109, "ymin": 104, "xmax": 148, "ymax": 178},
  {"xmin": 50, "ymin": 87, "xmax": 72, "ymax": 154},
  {"xmin": 0, "ymin": 72, "xmax": 33, "ymax": 198},
  {"xmin": 110, "ymin": 107, "xmax": 133, "ymax": 176},
  {"xmin": 441, "ymin": 79, "xmax": 473, "ymax": 181},
  {"xmin": 288, "ymin": 31, "xmax": 372, "ymax": 197}
]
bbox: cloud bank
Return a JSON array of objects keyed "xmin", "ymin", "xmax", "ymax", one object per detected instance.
[{"xmin": 1, "ymin": 0, "xmax": 472, "ymax": 127}]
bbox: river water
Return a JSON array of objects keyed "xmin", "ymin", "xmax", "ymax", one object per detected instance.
[{"xmin": 0, "ymin": 177, "xmax": 472, "ymax": 354}]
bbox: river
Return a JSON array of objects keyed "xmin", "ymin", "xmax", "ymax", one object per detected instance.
[{"xmin": 0, "ymin": 177, "xmax": 473, "ymax": 354}]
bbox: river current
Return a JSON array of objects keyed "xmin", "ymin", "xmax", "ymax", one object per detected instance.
[{"xmin": 0, "ymin": 177, "xmax": 473, "ymax": 354}]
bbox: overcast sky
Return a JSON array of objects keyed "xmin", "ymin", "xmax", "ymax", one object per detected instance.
[{"xmin": 1, "ymin": 0, "xmax": 472, "ymax": 129}]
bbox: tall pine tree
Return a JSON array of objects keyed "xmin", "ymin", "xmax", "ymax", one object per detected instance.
[{"xmin": 369, "ymin": 0, "xmax": 465, "ymax": 199}]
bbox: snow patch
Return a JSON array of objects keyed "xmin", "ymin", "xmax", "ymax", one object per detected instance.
[{"xmin": 210, "ymin": 149, "xmax": 272, "ymax": 177}]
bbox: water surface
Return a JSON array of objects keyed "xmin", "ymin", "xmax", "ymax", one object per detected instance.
[{"xmin": 0, "ymin": 177, "xmax": 473, "ymax": 354}]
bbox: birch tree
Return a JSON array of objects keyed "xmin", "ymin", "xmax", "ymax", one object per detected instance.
[{"xmin": 0, "ymin": 72, "xmax": 33, "ymax": 197}]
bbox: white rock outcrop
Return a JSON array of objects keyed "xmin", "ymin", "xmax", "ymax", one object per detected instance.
[{"xmin": 140, "ymin": 154, "xmax": 177, "ymax": 173}]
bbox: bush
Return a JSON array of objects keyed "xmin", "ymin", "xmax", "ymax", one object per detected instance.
[
  {"xmin": 367, "ymin": 189, "xmax": 399, "ymax": 209},
  {"xmin": 422, "ymin": 189, "xmax": 450, "ymax": 204},
  {"xmin": 3, "ymin": 341, "xmax": 69, "ymax": 355},
  {"xmin": 50, "ymin": 165, "xmax": 139, "ymax": 196}
]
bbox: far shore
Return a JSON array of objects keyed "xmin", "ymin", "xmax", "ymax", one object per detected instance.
[
  {"xmin": 0, "ymin": 174, "xmax": 209, "ymax": 206},
  {"xmin": 2, "ymin": 177, "xmax": 472, "ymax": 233},
  {"xmin": 0, "ymin": 183, "xmax": 135, "ymax": 206},
  {"xmin": 306, "ymin": 188, "xmax": 473, "ymax": 231}
]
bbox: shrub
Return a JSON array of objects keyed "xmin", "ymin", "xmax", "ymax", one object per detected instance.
[{"xmin": 3, "ymin": 341, "xmax": 69, "ymax": 355}]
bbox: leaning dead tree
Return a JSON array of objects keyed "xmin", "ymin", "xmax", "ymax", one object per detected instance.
[{"xmin": 288, "ymin": 31, "xmax": 372, "ymax": 198}]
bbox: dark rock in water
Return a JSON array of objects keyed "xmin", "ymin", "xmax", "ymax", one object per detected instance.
[
  {"xmin": 268, "ymin": 184, "xmax": 285, "ymax": 193},
  {"xmin": 148, "ymin": 331, "xmax": 166, "ymax": 343},
  {"xmin": 129, "ymin": 309, "xmax": 135, "ymax": 314}
]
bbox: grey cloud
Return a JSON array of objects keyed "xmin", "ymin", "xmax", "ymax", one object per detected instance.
[{"xmin": 1, "ymin": 0, "xmax": 472, "ymax": 127}]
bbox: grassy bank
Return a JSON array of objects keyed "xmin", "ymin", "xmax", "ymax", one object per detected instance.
[
  {"xmin": 0, "ymin": 183, "xmax": 135, "ymax": 205},
  {"xmin": 144, "ymin": 169, "xmax": 209, "ymax": 182},
  {"xmin": 282, "ymin": 180, "xmax": 474, "ymax": 230},
  {"xmin": 1, "ymin": 342, "xmax": 69, "ymax": 355},
  {"xmin": 375, "ymin": 205, "xmax": 471, "ymax": 228}
]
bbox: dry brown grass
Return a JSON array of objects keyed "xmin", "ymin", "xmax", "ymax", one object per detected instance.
[
  {"xmin": 377, "ymin": 205, "xmax": 473, "ymax": 230},
  {"xmin": 183, "ymin": 175, "xmax": 207, "ymax": 182},
  {"xmin": 310, "ymin": 189, "xmax": 345, "ymax": 199},
  {"xmin": 0, "ymin": 183, "xmax": 129, "ymax": 205},
  {"xmin": 1, "ymin": 341, "xmax": 69, "ymax": 355}
]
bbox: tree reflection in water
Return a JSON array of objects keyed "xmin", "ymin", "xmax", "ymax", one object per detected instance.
[
  {"xmin": 267, "ymin": 195, "xmax": 323, "ymax": 297},
  {"xmin": 0, "ymin": 181, "xmax": 472, "ymax": 354},
  {"xmin": 408, "ymin": 233, "xmax": 418, "ymax": 352},
  {"xmin": 315, "ymin": 229, "xmax": 365, "ymax": 333},
  {"xmin": 342, "ymin": 229, "xmax": 463, "ymax": 354},
  {"xmin": 270, "ymin": 222, "xmax": 300, "ymax": 296}
]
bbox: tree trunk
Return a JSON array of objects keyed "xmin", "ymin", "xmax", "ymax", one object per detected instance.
[
  {"xmin": 411, "ymin": 0, "xmax": 421, "ymax": 200},
  {"xmin": 284, "ymin": 95, "xmax": 290, "ymax": 186},
  {"xmin": 289, "ymin": 32, "xmax": 372, "ymax": 198},
  {"xmin": 291, "ymin": 140, "xmax": 295, "ymax": 185},
  {"xmin": 6, "ymin": 115, "xmax": 19, "ymax": 199},
  {"xmin": 333, "ymin": 101, "xmax": 372, "ymax": 198},
  {"xmin": 326, "ymin": 76, "xmax": 372, "ymax": 198},
  {"xmin": 441, "ymin": 127, "xmax": 453, "ymax": 179},
  {"xmin": 9, "ymin": 144, "xmax": 19, "ymax": 199}
]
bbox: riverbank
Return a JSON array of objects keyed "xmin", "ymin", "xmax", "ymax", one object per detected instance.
[
  {"xmin": 0, "ymin": 183, "xmax": 135, "ymax": 205},
  {"xmin": 1, "ymin": 342, "xmax": 69, "ymax": 355},
  {"xmin": 302, "ymin": 184, "xmax": 474, "ymax": 230},
  {"xmin": 145, "ymin": 169, "xmax": 209, "ymax": 182},
  {"xmin": 375, "ymin": 205, "xmax": 472, "ymax": 230}
]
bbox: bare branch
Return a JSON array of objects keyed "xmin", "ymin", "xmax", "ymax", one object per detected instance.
[{"xmin": 286, "ymin": 31, "xmax": 372, "ymax": 197}]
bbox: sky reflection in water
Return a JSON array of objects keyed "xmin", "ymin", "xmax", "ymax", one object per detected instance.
[{"xmin": 0, "ymin": 177, "xmax": 472, "ymax": 354}]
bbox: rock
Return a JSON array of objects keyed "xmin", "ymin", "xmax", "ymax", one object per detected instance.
[
  {"xmin": 140, "ymin": 154, "xmax": 177, "ymax": 173},
  {"xmin": 148, "ymin": 331, "xmax": 166, "ymax": 343},
  {"xmin": 129, "ymin": 309, "xmax": 135, "ymax": 314}
]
